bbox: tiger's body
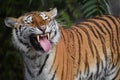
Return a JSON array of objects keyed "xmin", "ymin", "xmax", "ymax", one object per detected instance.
[
  {"xmin": 4, "ymin": 8, "xmax": 120, "ymax": 80},
  {"xmin": 55, "ymin": 15, "xmax": 120, "ymax": 80}
]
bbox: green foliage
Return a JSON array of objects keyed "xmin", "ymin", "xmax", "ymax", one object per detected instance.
[
  {"xmin": 0, "ymin": 0, "xmax": 111, "ymax": 80},
  {"xmin": 81, "ymin": 0, "xmax": 110, "ymax": 18},
  {"xmin": 57, "ymin": 10, "xmax": 72, "ymax": 28}
]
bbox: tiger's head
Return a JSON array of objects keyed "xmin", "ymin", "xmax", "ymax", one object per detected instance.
[{"xmin": 4, "ymin": 8, "xmax": 60, "ymax": 54}]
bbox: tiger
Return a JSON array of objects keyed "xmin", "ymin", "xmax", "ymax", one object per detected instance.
[{"xmin": 4, "ymin": 3, "xmax": 120, "ymax": 80}]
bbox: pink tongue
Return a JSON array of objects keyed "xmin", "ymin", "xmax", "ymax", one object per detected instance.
[{"xmin": 38, "ymin": 37, "xmax": 52, "ymax": 52}]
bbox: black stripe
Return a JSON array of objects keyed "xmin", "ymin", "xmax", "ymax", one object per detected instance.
[
  {"xmin": 19, "ymin": 25, "xmax": 22, "ymax": 30},
  {"xmin": 77, "ymin": 25, "xmax": 95, "ymax": 57},
  {"xmin": 112, "ymin": 68, "xmax": 120, "ymax": 80},
  {"xmin": 74, "ymin": 26, "xmax": 83, "ymax": 43},
  {"xmin": 84, "ymin": 50, "xmax": 89, "ymax": 77},
  {"xmin": 15, "ymin": 28, "xmax": 19, "ymax": 36},
  {"xmin": 65, "ymin": 32, "xmax": 69, "ymax": 80},
  {"xmin": 93, "ymin": 16, "xmax": 113, "ymax": 31},
  {"xmin": 106, "ymin": 67, "xmax": 117, "ymax": 77},
  {"xmin": 68, "ymin": 29, "xmax": 76, "ymax": 80},
  {"xmin": 80, "ymin": 23, "xmax": 99, "ymax": 39},
  {"xmin": 19, "ymin": 25, "xmax": 22, "ymax": 36},
  {"xmin": 61, "ymin": 29, "xmax": 67, "ymax": 45},
  {"xmin": 88, "ymin": 73, "xmax": 93, "ymax": 80},
  {"xmin": 101, "ymin": 23, "xmax": 111, "ymax": 38},
  {"xmin": 65, "ymin": 30, "xmax": 71, "ymax": 55},
  {"xmin": 72, "ymin": 27, "xmax": 81, "ymax": 74},
  {"xmin": 116, "ymin": 40, "xmax": 120, "ymax": 64},
  {"xmin": 26, "ymin": 48, "xmax": 31, "ymax": 53},
  {"xmin": 106, "ymin": 15, "xmax": 119, "ymax": 39},
  {"xmin": 18, "ymin": 26, "xmax": 27, "ymax": 36},
  {"xmin": 106, "ymin": 16, "xmax": 120, "ymax": 55},
  {"xmin": 21, "ymin": 27, "xmax": 28, "ymax": 36},
  {"xmin": 101, "ymin": 22, "xmax": 113, "ymax": 65},
  {"xmin": 50, "ymin": 65, "xmax": 59, "ymax": 80},
  {"xmin": 24, "ymin": 62, "xmax": 34, "ymax": 78},
  {"xmin": 38, "ymin": 54, "xmax": 49, "ymax": 75},
  {"xmin": 19, "ymin": 38, "xmax": 29, "ymax": 47},
  {"xmin": 49, "ymin": 51, "xmax": 57, "ymax": 74},
  {"xmin": 15, "ymin": 27, "xmax": 30, "ymax": 48},
  {"xmin": 95, "ymin": 31, "xmax": 107, "ymax": 76},
  {"xmin": 116, "ymin": 18, "xmax": 120, "ymax": 45},
  {"xmin": 92, "ymin": 41, "xmax": 100, "ymax": 76},
  {"xmin": 93, "ymin": 16, "xmax": 114, "ymax": 38},
  {"xmin": 50, "ymin": 30, "xmax": 57, "ymax": 40},
  {"xmin": 99, "ymin": 30, "xmax": 108, "ymax": 73},
  {"xmin": 93, "ymin": 16, "xmax": 114, "ymax": 61},
  {"xmin": 83, "ymin": 19, "xmax": 107, "ymax": 35},
  {"xmin": 69, "ymin": 29, "xmax": 75, "ymax": 60},
  {"xmin": 105, "ymin": 16, "xmax": 116, "ymax": 51}
]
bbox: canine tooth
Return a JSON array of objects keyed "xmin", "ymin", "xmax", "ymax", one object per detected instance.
[
  {"xmin": 40, "ymin": 35, "xmax": 44, "ymax": 37},
  {"xmin": 47, "ymin": 33, "xmax": 50, "ymax": 40},
  {"xmin": 37, "ymin": 35, "xmax": 40, "ymax": 42}
]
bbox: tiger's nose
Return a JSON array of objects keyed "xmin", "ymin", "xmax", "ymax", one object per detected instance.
[{"xmin": 39, "ymin": 26, "xmax": 46, "ymax": 32}]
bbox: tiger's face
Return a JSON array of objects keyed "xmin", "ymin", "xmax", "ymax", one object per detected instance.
[{"xmin": 5, "ymin": 8, "xmax": 60, "ymax": 54}]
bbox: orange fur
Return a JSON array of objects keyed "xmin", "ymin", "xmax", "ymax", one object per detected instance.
[{"xmin": 49, "ymin": 15, "xmax": 120, "ymax": 80}]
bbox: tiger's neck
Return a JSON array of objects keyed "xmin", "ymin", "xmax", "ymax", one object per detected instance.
[{"xmin": 22, "ymin": 48, "xmax": 56, "ymax": 80}]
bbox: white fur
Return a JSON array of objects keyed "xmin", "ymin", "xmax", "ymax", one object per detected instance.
[
  {"xmin": 12, "ymin": 29, "xmax": 28, "ymax": 52},
  {"xmin": 23, "ymin": 15, "xmax": 33, "ymax": 24},
  {"xmin": 40, "ymin": 13, "xmax": 49, "ymax": 20}
]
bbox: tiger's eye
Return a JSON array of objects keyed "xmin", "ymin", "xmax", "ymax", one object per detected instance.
[
  {"xmin": 23, "ymin": 15, "xmax": 32, "ymax": 23},
  {"xmin": 39, "ymin": 13, "xmax": 48, "ymax": 20}
]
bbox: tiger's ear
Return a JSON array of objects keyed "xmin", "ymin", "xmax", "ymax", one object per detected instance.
[
  {"xmin": 4, "ymin": 17, "xmax": 18, "ymax": 28},
  {"xmin": 48, "ymin": 8, "xmax": 57, "ymax": 19}
]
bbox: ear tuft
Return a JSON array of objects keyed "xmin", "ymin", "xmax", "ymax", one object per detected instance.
[
  {"xmin": 48, "ymin": 8, "xmax": 57, "ymax": 19},
  {"xmin": 4, "ymin": 17, "xmax": 18, "ymax": 28}
]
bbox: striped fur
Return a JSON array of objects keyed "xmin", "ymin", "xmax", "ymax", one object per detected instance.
[
  {"xmin": 54, "ymin": 15, "xmax": 120, "ymax": 80},
  {"xmin": 5, "ymin": 9, "xmax": 120, "ymax": 80}
]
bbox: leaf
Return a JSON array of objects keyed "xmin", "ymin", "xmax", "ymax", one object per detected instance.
[
  {"xmin": 58, "ymin": 11, "xmax": 72, "ymax": 28},
  {"xmin": 82, "ymin": 0, "xmax": 96, "ymax": 10},
  {"xmin": 101, "ymin": 0, "xmax": 111, "ymax": 14},
  {"xmin": 81, "ymin": 0, "xmax": 110, "ymax": 18},
  {"xmin": 82, "ymin": 5, "xmax": 96, "ymax": 16},
  {"xmin": 99, "ymin": 5, "xmax": 107, "ymax": 12},
  {"xmin": 85, "ymin": 8, "xmax": 97, "ymax": 18}
]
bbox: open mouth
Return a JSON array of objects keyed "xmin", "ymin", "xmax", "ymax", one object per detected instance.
[{"xmin": 29, "ymin": 33, "xmax": 52, "ymax": 52}]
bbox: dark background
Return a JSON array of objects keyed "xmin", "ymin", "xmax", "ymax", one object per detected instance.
[{"xmin": 0, "ymin": 0, "xmax": 109, "ymax": 80}]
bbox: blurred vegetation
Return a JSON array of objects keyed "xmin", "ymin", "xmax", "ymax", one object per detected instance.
[{"xmin": 0, "ymin": 0, "xmax": 109, "ymax": 80}]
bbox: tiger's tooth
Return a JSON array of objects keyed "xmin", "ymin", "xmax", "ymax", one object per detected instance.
[
  {"xmin": 37, "ymin": 35, "xmax": 40, "ymax": 42},
  {"xmin": 41, "ymin": 35, "xmax": 44, "ymax": 37},
  {"xmin": 47, "ymin": 33, "xmax": 50, "ymax": 40}
]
